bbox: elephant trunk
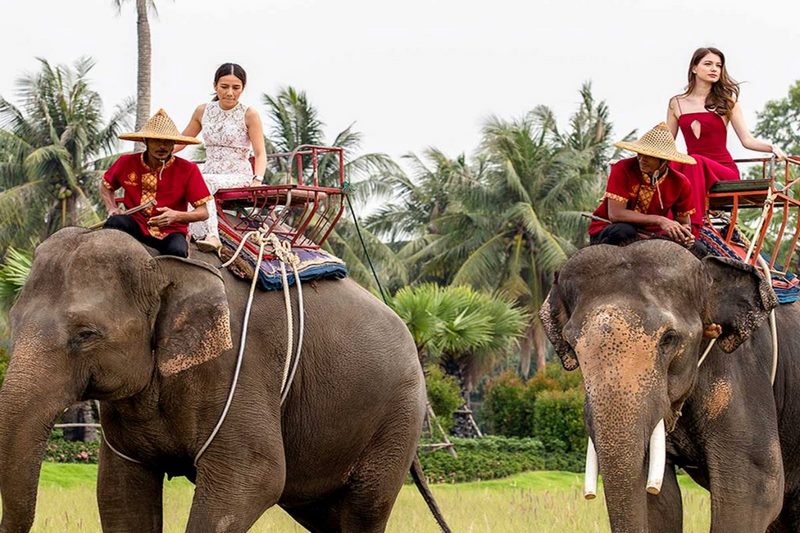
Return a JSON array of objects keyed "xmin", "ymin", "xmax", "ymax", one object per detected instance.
[
  {"xmin": 0, "ymin": 353, "xmax": 78, "ymax": 532},
  {"xmin": 591, "ymin": 408, "xmax": 652, "ymax": 532}
]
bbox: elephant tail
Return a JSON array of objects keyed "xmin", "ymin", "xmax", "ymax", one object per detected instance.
[{"xmin": 410, "ymin": 455, "xmax": 452, "ymax": 533}]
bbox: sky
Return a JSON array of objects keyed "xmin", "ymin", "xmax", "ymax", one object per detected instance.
[{"xmin": 2, "ymin": 0, "xmax": 799, "ymax": 169}]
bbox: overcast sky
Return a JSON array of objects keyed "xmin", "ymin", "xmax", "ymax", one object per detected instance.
[{"xmin": 2, "ymin": 0, "xmax": 799, "ymax": 168}]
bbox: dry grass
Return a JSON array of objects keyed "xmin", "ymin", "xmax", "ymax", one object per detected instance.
[{"xmin": 19, "ymin": 466, "xmax": 710, "ymax": 532}]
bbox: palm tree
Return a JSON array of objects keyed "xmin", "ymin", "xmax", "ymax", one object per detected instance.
[
  {"xmin": 390, "ymin": 283, "xmax": 528, "ymax": 395},
  {"xmin": 408, "ymin": 84, "xmax": 618, "ymax": 377},
  {"xmin": 112, "ymin": 0, "xmax": 166, "ymax": 136},
  {"xmin": 0, "ymin": 57, "xmax": 134, "ymax": 252},
  {"xmin": 261, "ymin": 86, "xmax": 408, "ymax": 290}
]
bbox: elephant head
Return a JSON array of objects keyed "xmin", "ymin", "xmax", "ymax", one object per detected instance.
[
  {"xmin": 0, "ymin": 227, "xmax": 232, "ymax": 531},
  {"xmin": 540, "ymin": 239, "xmax": 775, "ymax": 532}
]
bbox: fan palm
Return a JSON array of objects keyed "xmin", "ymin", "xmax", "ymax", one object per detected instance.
[
  {"xmin": 0, "ymin": 57, "xmax": 133, "ymax": 252},
  {"xmin": 390, "ymin": 283, "xmax": 528, "ymax": 394},
  {"xmin": 261, "ymin": 86, "xmax": 407, "ymax": 290}
]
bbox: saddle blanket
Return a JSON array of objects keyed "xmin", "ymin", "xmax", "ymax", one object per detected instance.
[{"xmin": 219, "ymin": 233, "xmax": 348, "ymax": 291}]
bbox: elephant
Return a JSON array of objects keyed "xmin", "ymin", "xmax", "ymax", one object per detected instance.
[
  {"xmin": 0, "ymin": 227, "xmax": 450, "ymax": 533},
  {"xmin": 541, "ymin": 238, "xmax": 800, "ymax": 532}
]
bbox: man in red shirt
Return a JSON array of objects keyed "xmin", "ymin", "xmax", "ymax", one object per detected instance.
[
  {"xmin": 589, "ymin": 123, "xmax": 697, "ymax": 246},
  {"xmin": 100, "ymin": 109, "xmax": 212, "ymax": 257}
]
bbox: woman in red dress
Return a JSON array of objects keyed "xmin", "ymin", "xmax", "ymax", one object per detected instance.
[{"xmin": 666, "ymin": 46, "xmax": 786, "ymax": 233}]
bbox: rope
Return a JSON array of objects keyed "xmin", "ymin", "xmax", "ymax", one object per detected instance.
[
  {"xmin": 697, "ymin": 338, "xmax": 716, "ymax": 368},
  {"xmin": 95, "ymin": 401, "xmax": 142, "ymax": 464},
  {"xmin": 194, "ymin": 229, "xmax": 268, "ymax": 466},
  {"xmin": 755, "ymin": 255, "xmax": 779, "ymax": 386},
  {"xmin": 266, "ymin": 233, "xmax": 304, "ymax": 400},
  {"xmin": 344, "ymin": 188, "xmax": 388, "ymax": 304}
]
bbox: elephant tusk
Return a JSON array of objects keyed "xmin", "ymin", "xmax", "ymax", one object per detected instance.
[
  {"xmin": 584, "ymin": 437, "xmax": 598, "ymax": 500},
  {"xmin": 646, "ymin": 419, "xmax": 666, "ymax": 495}
]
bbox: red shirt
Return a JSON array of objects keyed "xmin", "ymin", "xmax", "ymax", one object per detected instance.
[
  {"xmin": 588, "ymin": 157, "xmax": 695, "ymax": 236},
  {"xmin": 103, "ymin": 153, "xmax": 211, "ymax": 239}
]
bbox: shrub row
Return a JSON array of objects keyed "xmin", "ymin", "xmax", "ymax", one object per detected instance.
[{"xmin": 417, "ymin": 436, "xmax": 583, "ymax": 483}]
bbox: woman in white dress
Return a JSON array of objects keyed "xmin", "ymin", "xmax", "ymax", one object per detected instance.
[{"xmin": 179, "ymin": 62, "xmax": 267, "ymax": 252}]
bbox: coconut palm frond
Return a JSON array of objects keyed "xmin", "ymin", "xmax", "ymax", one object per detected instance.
[{"xmin": 0, "ymin": 247, "xmax": 33, "ymax": 307}]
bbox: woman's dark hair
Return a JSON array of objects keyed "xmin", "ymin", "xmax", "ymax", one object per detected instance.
[
  {"xmin": 683, "ymin": 47, "xmax": 739, "ymax": 118},
  {"xmin": 212, "ymin": 63, "xmax": 247, "ymax": 101}
]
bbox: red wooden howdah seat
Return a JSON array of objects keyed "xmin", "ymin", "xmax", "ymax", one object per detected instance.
[
  {"xmin": 215, "ymin": 145, "xmax": 346, "ymax": 259},
  {"xmin": 707, "ymin": 156, "xmax": 800, "ymax": 273}
]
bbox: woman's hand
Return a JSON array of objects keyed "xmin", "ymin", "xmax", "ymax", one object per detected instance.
[
  {"xmin": 250, "ymin": 177, "xmax": 263, "ymax": 187},
  {"xmin": 772, "ymin": 145, "xmax": 788, "ymax": 161}
]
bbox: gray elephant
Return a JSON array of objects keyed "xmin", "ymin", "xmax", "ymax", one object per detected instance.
[
  {"xmin": 541, "ymin": 239, "xmax": 800, "ymax": 532},
  {"xmin": 0, "ymin": 227, "xmax": 450, "ymax": 533}
]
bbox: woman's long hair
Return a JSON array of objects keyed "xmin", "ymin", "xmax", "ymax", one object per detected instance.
[
  {"xmin": 212, "ymin": 63, "xmax": 247, "ymax": 102},
  {"xmin": 683, "ymin": 47, "xmax": 739, "ymax": 118}
]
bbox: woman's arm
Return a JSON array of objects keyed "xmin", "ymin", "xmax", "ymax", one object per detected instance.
[
  {"xmin": 729, "ymin": 102, "xmax": 787, "ymax": 160},
  {"xmin": 173, "ymin": 104, "xmax": 206, "ymax": 154},
  {"xmin": 666, "ymin": 97, "xmax": 680, "ymax": 137},
  {"xmin": 245, "ymin": 107, "xmax": 267, "ymax": 185}
]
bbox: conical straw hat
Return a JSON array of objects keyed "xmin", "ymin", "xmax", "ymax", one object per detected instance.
[
  {"xmin": 614, "ymin": 123, "xmax": 695, "ymax": 165},
  {"xmin": 118, "ymin": 108, "xmax": 200, "ymax": 145}
]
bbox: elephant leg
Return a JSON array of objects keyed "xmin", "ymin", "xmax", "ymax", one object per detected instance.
[
  {"xmin": 647, "ymin": 463, "xmax": 682, "ymax": 533},
  {"xmin": 706, "ymin": 435, "xmax": 783, "ymax": 531},
  {"xmin": 97, "ymin": 442, "xmax": 164, "ymax": 532},
  {"xmin": 186, "ymin": 442, "xmax": 286, "ymax": 532},
  {"xmin": 281, "ymin": 500, "xmax": 342, "ymax": 533},
  {"xmin": 337, "ymin": 413, "xmax": 423, "ymax": 532},
  {"xmin": 767, "ymin": 489, "xmax": 800, "ymax": 532}
]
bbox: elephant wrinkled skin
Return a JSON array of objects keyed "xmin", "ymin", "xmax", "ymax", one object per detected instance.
[
  {"xmin": 0, "ymin": 228, "xmax": 441, "ymax": 533},
  {"xmin": 542, "ymin": 239, "xmax": 800, "ymax": 533}
]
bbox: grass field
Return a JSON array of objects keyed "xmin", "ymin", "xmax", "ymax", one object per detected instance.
[{"xmin": 15, "ymin": 464, "xmax": 710, "ymax": 532}]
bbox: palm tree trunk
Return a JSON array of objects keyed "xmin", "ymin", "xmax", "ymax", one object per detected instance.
[
  {"xmin": 518, "ymin": 319, "xmax": 534, "ymax": 379},
  {"xmin": 135, "ymin": 0, "xmax": 151, "ymax": 152},
  {"xmin": 532, "ymin": 316, "xmax": 547, "ymax": 375}
]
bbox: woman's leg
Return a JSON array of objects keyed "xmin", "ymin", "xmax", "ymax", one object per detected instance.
[{"xmin": 194, "ymin": 174, "xmax": 251, "ymax": 249}]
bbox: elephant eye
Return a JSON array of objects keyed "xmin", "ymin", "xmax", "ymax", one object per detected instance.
[
  {"xmin": 69, "ymin": 327, "xmax": 101, "ymax": 351},
  {"xmin": 659, "ymin": 329, "xmax": 681, "ymax": 351}
]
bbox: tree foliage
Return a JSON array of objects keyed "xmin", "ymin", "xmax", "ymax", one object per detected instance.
[
  {"xmin": 754, "ymin": 80, "xmax": 800, "ymax": 156},
  {"xmin": 0, "ymin": 57, "xmax": 132, "ymax": 251}
]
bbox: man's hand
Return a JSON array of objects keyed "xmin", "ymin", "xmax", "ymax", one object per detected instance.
[
  {"xmin": 658, "ymin": 217, "xmax": 694, "ymax": 246},
  {"xmin": 148, "ymin": 207, "xmax": 182, "ymax": 227}
]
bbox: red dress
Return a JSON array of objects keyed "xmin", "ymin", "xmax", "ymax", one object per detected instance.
[{"xmin": 671, "ymin": 111, "xmax": 740, "ymax": 229}]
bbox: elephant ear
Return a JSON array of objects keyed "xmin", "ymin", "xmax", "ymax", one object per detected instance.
[
  {"xmin": 539, "ymin": 275, "xmax": 579, "ymax": 371},
  {"xmin": 152, "ymin": 256, "xmax": 233, "ymax": 376},
  {"xmin": 702, "ymin": 255, "xmax": 777, "ymax": 353}
]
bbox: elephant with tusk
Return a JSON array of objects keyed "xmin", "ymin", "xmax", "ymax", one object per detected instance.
[
  {"xmin": 541, "ymin": 238, "xmax": 800, "ymax": 533},
  {"xmin": 0, "ymin": 227, "xmax": 450, "ymax": 533}
]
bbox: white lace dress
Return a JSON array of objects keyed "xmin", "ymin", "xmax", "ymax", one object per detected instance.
[{"xmin": 189, "ymin": 100, "xmax": 253, "ymax": 241}]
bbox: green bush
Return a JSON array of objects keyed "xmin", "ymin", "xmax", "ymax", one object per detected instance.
[
  {"xmin": 480, "ymin": 370, "xmax": 534, "ymax": 436},
  {"xmin": 45, "ymin": 431, "xmax": 100, "ymax": 464},
  {"xmin": 532, "ymin": 389, "xmax": 586, "ymax": 454},
  {"xmin": 425, "ymin": 365, "xmax": 463, "ymax": 433},
  {"xmin": 480, "ymin": 364, "xmax": 586, "ymax": 463}
]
